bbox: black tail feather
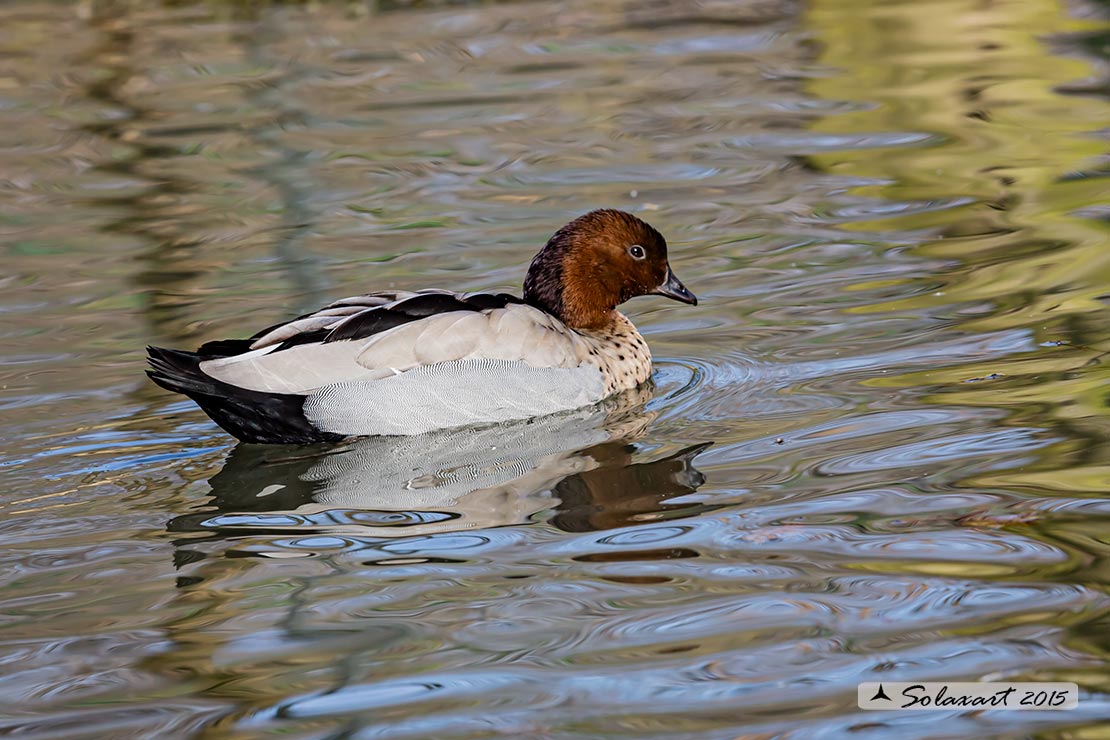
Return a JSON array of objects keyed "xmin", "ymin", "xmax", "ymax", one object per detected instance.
[
  {"xmin": 147, "ymin": 346, "xmax": 222, "ymax": 396},
  {"xmin": 146, "ymin": 346, "xmax": 342, "ymax": 445}
]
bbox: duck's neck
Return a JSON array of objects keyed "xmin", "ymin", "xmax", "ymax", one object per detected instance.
[
  {"xmin": 523, "ymin": 245, "xmax": 616, "ymax": 331},
  {"xmin": 522, "ymin": 245, "xmax": 564, "ymax": 317}
]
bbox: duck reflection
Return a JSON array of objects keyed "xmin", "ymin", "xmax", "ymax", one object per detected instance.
[{"xmin": 168, "ymin": 388, "xmax": 712, "ymax": 548}]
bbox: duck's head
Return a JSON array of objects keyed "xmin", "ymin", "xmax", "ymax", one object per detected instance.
[{"xmin": 523, "ymin": 209, "xmax": 697, "ymax": 331}]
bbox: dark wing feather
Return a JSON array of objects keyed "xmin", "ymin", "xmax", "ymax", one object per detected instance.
[
  {"xmin": 257, "ymin": 291, "xmax": 525, "ymax": 350},
  {"xmin": 195, "ymin": 337, "xmax": 258, "ymax": 358},
  {"xmin": 458, "ymin": 292, "xmax": 524, "ymax": 310},
  {"xmin": 324, "ymin": 293, "xmax": 480, "ymax": 343},
  {"xmin": 247, "ymin": 294, "xmax": 404, "ymax": 344}
]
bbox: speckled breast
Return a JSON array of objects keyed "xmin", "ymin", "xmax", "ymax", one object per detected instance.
[{"xmin": 577, "ymin": 312, "xmax": 654, "ymax": 396}]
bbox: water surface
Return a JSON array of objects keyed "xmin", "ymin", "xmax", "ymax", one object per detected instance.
[{"xmin": 2, "ymin": 0, "xmax": 1109, "ymax": 737}]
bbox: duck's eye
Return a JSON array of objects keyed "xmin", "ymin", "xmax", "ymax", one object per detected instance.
[{"xmin": 628, "ymin": 245, "xmax": 646, "ymax": 260}]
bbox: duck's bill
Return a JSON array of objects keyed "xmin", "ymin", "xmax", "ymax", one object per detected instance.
[{"xmin": 654, "ymin": 267, "xmax": 698, "ymax": 305}]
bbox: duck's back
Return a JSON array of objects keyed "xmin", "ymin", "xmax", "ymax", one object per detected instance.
[{"xmin": 148, "ymin": 290, "xmax": 617, "ymax": 442}]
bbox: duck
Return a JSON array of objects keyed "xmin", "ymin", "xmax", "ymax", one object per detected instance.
[{"xmin": 147, "ymin": 209, "xmax": 697, "ymax": 444}]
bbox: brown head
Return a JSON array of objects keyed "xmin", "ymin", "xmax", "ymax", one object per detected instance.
[{"xmin": 522, "ymin": 209, "xmax": 697, "ymax": 331}]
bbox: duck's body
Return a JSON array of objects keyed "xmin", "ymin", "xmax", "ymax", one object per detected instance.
[{"xmin": 148, "ymin": 210, "xmax": 695, "ymax": 444}]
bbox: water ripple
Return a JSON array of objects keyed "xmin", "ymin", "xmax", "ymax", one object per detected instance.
[{"xmin": 815, "ymin": 428, "xmax": 1052, "ymax": 475}]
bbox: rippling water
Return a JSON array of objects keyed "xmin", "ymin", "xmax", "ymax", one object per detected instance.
[{"xmin": 2, "ymin": 0, "xmax": 1109, "ymax": 737}]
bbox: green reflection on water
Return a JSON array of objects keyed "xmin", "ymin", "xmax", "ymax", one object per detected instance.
[{"xmin": 807, "ymin": 0, "xmax": 1110, "ymax": 711}]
